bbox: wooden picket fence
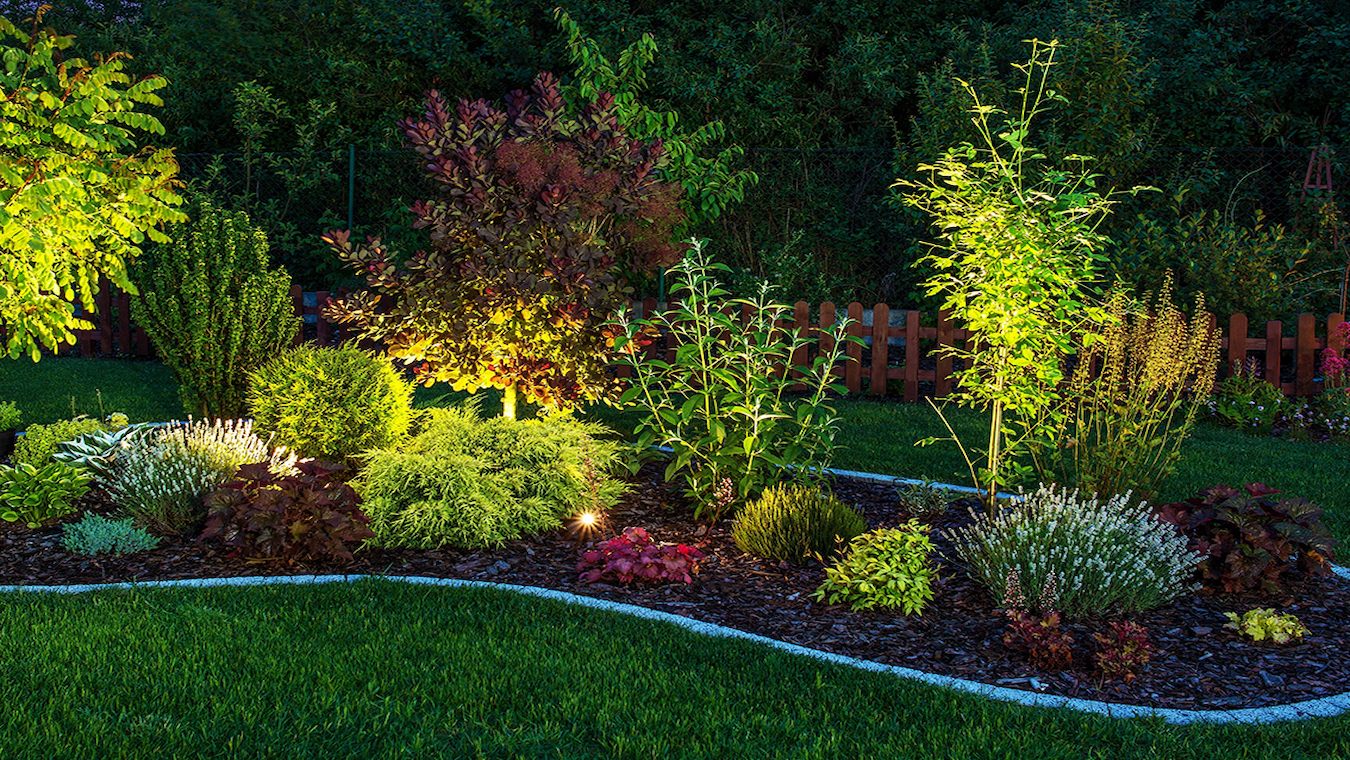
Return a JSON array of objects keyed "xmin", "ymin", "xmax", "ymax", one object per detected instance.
[{"xmin": 69, "ymin": 286, "xmax": 1350, "ymax": 400}]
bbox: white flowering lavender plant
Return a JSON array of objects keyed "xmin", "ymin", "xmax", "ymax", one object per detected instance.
[
  {"xmin": 113, "ymin": 419, "xmax": 293, "ymax": 535},
  {"xmin": 952, "ymin": 484, "xmax": 1200, "ymax": 617}
]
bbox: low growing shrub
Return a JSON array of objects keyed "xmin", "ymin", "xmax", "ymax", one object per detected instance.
[
  {"xmin": 1225, "ymin": 609, "xmax": 1308, "ymax": 644},
  {"xmin": 0, "ymin": 461, "xmax": 90, "ymax": 527},
  {"xmin": 200, "ymin": 461, "xmax": 373, "ymax": 563},
  {"xmin": 13, "ymin": 416, "xmax": 108, "ymax": 467},
  {"xmin": 1093, "ymin": 621, "xmax": 1153, "ymax": 682},
  {"xmin": 61, "ymin": 514, "xmax": 159, "ymax": 556},
  {"xmin": 578, "ymin": 527, "xmax": 705, "ymax": 585},
  {"xmin": 1208, "ymin": 362, "xmax": 1290, "ymax": 434},
  {"xmin": 731, "ymin": 484, "xmax": 866, "ymax": 563},
  {"xmin": 247, "ymin": 345, "xmax": 413, "ymax": 462},
  {"xmin": 1003, "ymin": 610, "xmax": 1075, "ymax": 671},
  {"xmin": 1155, "ymin": 483, "xmax": 1335, "ymax": 594},
  {"xmin": 896, "ymin": 481, "xmax": 958, "ymax": 519},
  {"xmin": 357, "ymin": 405, "xmax": 626, "ymax": 549},
  {"xmin": 0, "ymin": 401, "xmax": 20, "ymax": 430},
  {"xmin": 54, "ymin": 423, "xmax": 159, "ymax": 484},
  {"xmin": 953, "ymin": 485, "xmax": 1198, "ymax": 617},
  {"xmin": 812, "ymin": 522, "xmax": 935, "ymax": 614},
  {"xmin": 113, "ymin": 419, "xmax": 285, "ymax": 535}
]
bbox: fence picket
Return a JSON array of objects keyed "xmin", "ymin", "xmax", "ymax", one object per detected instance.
[{"xmin": 60, "ymin": 284, "xmax": 1350, "ymax": 403}]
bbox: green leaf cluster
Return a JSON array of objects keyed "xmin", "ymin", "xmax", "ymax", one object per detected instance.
[
  {"xmin": 0, "ymin": 12, "xmax": 184, "ymax": 359},
  {"xmin": 130, "ymin": 198, "xmax": 298, "ymax": 417},
  {"xmin": 247, "ymin": 345, "xmax": 413, "ymax": 463},
  {"xmin": 1224, "ymin": 609, "xmax": 1308, "ymax": 645},
  {"xmin": 13, "ymin": 416, "xmax": 108, "ymax": 467},
  {"xmin": 812, "ymin": 522, "xmax": 936, "ymax": 614},
  {"xmin": 0, "ymin": 460, "xmax": 89, "ymax": 528},
  {"xmin": 60, "ymin": 513, "xmax": 159, "ymax": 556}
]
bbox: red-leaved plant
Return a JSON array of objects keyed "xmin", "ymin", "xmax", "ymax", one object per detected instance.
[
  {"xmin": 1001, "ymin": 569, "xmax": 1075, "ymax": 670},
  {"xmin": 1093, "ymin": 621, "xmax": 1154, "ymax": 683},
  {"xmin": 1154, "ymin": 483, "xmax": 1335, "ymax": 593},
  {"xmin": 200, "ymin": 461, "xmax": 373, "ymax": 564},
  {"xmin": 578, "ymin": 527, "xmax": 704, "ymax": 585},
  {"xmin": 324, "ymin": 72, "xmax": 686, "ymax": 416}
]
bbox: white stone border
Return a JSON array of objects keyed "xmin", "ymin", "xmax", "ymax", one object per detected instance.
[{"xmin": 3, "ymin": 570, "xmax": 1350, "ymax": 725}]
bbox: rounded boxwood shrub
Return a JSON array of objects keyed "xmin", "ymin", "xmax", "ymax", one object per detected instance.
[
  {"xmin": 356, "ymin": 404, "xmax": 627, "ymax": 549},
  {"xmin": 732, "ymin": 484, "xmax": 866, "ymax": 562},
  {"xmin": 247, "ymin": 345, "xmax": 413, "ymax": 462}
]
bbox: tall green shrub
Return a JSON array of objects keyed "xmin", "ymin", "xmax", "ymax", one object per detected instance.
[
  {"xmin": 895, "ymin": 40, "xmax": 1137, "ymax": 506},
  {"xmin": 131, "ymin": 200, "xmax": 298, "ymax": 417}
]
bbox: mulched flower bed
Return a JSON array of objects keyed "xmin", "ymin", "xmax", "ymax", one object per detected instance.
[{"xmin": 3, "ymin": 466, "xmax": 1347, "ymax": 711}]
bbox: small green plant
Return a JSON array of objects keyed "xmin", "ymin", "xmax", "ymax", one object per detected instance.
[
  {"xmin": 53, "ymin": 423, "xmax": 159, "ymax": 484},
  {"xmin": 131, "ymin": 198, "xmax": 298, "ymax": 417},
  {"xmin": 896, "ymin": 40, "xmax": 1142, "ymax": 507},
  {"xmin": 1209, "ymin": 361, "xmax": 1290, "ymax": 434},
  {"xmin": 616, "ymin": 242, "xmax": 857, "ymax": 517},
  {"xmin": 247, "ymin": 345, "xmax": 414, "ymax": 462},
  {"xmin": 13, "ymin": 417, "xmax": 108, "ymax": 467},
  {"xmin": 1224, "ymin": 609, "xmax": 1308, "ymax": 645},
  {"xmin": 812, "ymin": 522, "xmax": 936, "ymax": 614},
  {"xmin": 731, "ymin": 484, "xmax": 867, "ymax": 563},
  {"xmin": 896, "ymin": 481, "xmax": 958, "ymax": 519},
  {"xmin": 1092, "ymin": 621, "xmax": 1154, "ymax": 683},
  {"xmin": 953, "ymin": 485, "xmax": 1198, "ymax": 617},
  {"xmin": 357, "ymin": 405, "xmax": 627, "ymax": 549},
  {"xmin": 0, "ymin": 461, "xmax": 90, "ymax": 527},
  {"xmin": 0, "ymin": 402, "xmax": 21, "ymax": 431},
  {"xmin": 113, "ymin": 419, "xmax": 286, "ymax": 535},
  {"xmin": 60, "ymin": 513, "xmax": 159, "ymax": 556}
]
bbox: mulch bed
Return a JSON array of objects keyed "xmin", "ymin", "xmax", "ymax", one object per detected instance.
[{"xmin": 2, "ymin": 466, "xmax": 1347, "ymax": 711}]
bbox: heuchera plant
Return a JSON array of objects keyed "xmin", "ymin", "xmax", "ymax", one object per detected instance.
[
  {"xmin": 1000, "ymin": 568, "xmax": 1074, "ymax": 670},
  {"xmin": 324, "ymin": 73, "xmax": 685, "ymax": 419},
  {"xmin": 578, "ymin": 527, "xmax": 704, "ymax": 585},
  {"xmin": 1092, "ymin": 621, "xmax": 1154, "ymax": 682},
  {"xmin": 1154, "ymin": 483, "xmax": 1335, "ymax": 594},
  {"xmin": 200, "ymin": 461, "xmax": 373, "ymax": 564}
]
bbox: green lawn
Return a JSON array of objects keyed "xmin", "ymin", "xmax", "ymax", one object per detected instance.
[
  {"xmin": 1, "ymin": 581, "xmax": 1346, "ymax": 759},
  {"xmin": 3, "ymin": 357, "xmax": 1350, "ymax": 755}
]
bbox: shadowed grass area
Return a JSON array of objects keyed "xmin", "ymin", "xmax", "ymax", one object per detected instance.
[{"xmin": 1, "ymin": 581, "xmax": 1348, "ymax": 758}]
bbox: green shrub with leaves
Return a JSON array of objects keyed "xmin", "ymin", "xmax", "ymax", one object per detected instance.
[
  {"xmin": 60, "ymin": 513, "xmax": 159, "ymax": 556},
  {"xmin": 897, "ymin": 481, "xmax": 959, "ymax": 519},
  {"xmin": 130, "ymin": 198, "xmax": 298, "ymax": 417},
  {"xmin": 1209, "ymin": 361, "xmax": 1290, "ymax": 434},
  {"xmin": 896, "ymin": 40, "xmax": 1140, "ymax": 507},
  {"xmin": 0, "ymin": 461, "xmax": 90, "ymax": 528},
  {"xmin": 112, "ymin": 418, "xmax": 286, "ymax": 535},
  {"xmin": 1224, "ymin": 609, "xmax": 1308, "ymax": 645},
  {"xmin": 732, "ymin": 484, "xmax": 866, "ymax": 563},
  {"xmin": 53, "ymin": 423, "xmax": 159, "ymax": 484},
  {"xmin": 357, "ymin": 405, "xmax": 626, "ymax": 549},
  {"xmin": 247, "ymin": 345, "xmax": 413, "ymax": 462},
  {"xmin": 811, "ymin": 522, "xmax": 936, "ymax": 614},
  {"xmin": 0, "ymin": 402, "xmax": 20, "ymax": 431},
  {"xmin": 0, "ymin": 10, "xmax": 184, "ymax": 360},
  {"xmin": 13, "ymin": 417, "xmax": 109, "ymax": 468},
  {"xmin": 616, "ymin": 242, "xmax": 856, "ymax": 518},
  {"xmin": 953, "ymin": 485, "xmax": 1198, "ymax": 618}
]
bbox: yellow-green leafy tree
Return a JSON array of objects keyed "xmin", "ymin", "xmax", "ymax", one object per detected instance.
[{"xmin": 0, "ymin": 11, "xmax": 184, "ymax": 360}]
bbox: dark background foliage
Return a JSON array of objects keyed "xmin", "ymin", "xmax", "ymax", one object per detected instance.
[{"xmin": 21, "ymin": 0, "xmax": 1350, "ymax": 313}]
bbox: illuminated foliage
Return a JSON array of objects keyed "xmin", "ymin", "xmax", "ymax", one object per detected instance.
[
  {"xmin": 0, "ymin": 10, "xmax": 184, "ymax": 360},
  {"xmin": 896, "ymin": 40, "xmax": 1135, "ymax": 504},
  {"xmin": 325, "ymin": 73, "xmax": 685, "ymax": 418}
]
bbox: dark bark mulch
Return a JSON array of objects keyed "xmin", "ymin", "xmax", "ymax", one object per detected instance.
[{"xmin": 2, "ymin": 469, "xmax": 1347, "ymax": 712}]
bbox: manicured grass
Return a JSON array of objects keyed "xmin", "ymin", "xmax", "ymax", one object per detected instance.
[
  {"xmin": 0, "ymin": 357, "xmax": 180, "ymax": 424},
  {"xmin": 1, "ymin": 581, "xmax": 1347, "ymax": 758}
]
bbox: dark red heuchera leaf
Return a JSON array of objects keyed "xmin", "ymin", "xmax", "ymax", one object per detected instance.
[
  {"xmin": 1154, "ymin": 483, "xmax": 1335, "ymax": 594},
  {"xmin": 323, "ymin": 72, "xmax": 686, "ymax": 411},
  {"xmin": 199, "ymin": 461, "xmax": 373, "ymax": 565},
  {"xmin": 1092, "ymin": 621, "xmax": 1153, "ymax": 683},
  {"xmin": 577, "ymin": 527, "xmax": 705, "ymax": 585},
  {"xmin": 1002, "ymin": 609, "xmax": 1075, "ymax": 671}
]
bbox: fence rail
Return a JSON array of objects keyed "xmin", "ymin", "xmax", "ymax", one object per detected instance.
[{"xmin": 70, "ymin": 286, "xmax": 1347, "ymax": 400}]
